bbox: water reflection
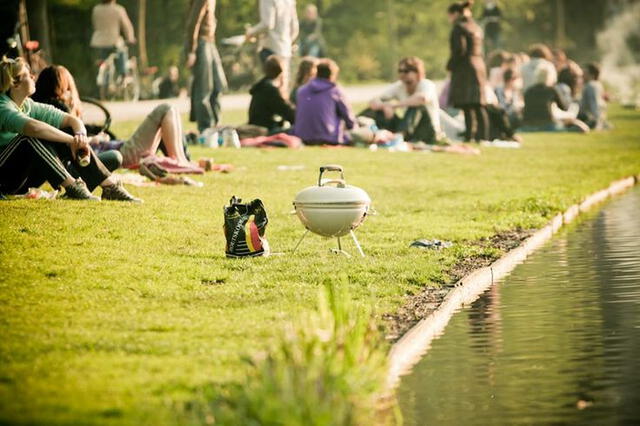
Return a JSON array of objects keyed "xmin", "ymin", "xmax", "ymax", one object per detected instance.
[{"xmin": 398, "ymin": 187, "xmax": 640, "ymax": 425}]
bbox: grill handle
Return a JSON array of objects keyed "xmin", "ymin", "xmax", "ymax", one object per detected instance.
[{"xmin": 318, "ymin": 165, "xmax": 345, "ymax": 186}]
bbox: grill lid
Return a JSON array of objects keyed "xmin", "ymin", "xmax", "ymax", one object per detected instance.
[{"xmin": 293, "ymin": 165, "xmax": 371, "ymax": 206}]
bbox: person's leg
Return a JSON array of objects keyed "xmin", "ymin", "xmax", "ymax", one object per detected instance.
[
  {"xmin": 50, "ymin": 141, "xmax": 111, "ymax": 191},
  {"xmin": 0, "ymin": 135, "xmax": 74, "ymax": 194},
  {"xmin": 157, "ymin": 105, "xmax": 191, "ymax": 165},
  {"xmin": 358, "ymin": 108, "xmax": 400, "ymax": 133},
  {"xmin": 490, "ymin": 105, "xmax": 516, "ymax": 139},
  {"xmin": 281, "ymin": 56, "xmax": 291, "ymax": 96},
  {"xmin": 116, "ymin": 47, "xmax": 128, "ymax": 78},
  {"xmin": 475, "ymin": 105, "xmax": 490, "ymax": 141},
  {"xmin": 462, "ymin": 106, "xmax": 476, "ymax": 142},
  {"xmin": 66, "ymin": 149, "xmax": 122, "ymax": 178},
  {"xmin": 209, "ymin": 43, "xmax": 227, "ymax": 127},
  {"xmin": 97, "ymin": 150, "xmax": 123, "ymax": 172},
  {"xmin": 401, "ymin": 106, "xmax": 436, "ymax": 143},
  {"xmin": 192, "ymin": 39, "xmax": 214, "ymax": 133},
  {"xmin": 119, "ymin": 104, "xmax": 170, "ymax": 167}
]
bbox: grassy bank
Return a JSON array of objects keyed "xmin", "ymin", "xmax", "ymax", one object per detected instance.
[{"xmin": 1, "ymin": 106, "xmax": 639, "ymax": 424}]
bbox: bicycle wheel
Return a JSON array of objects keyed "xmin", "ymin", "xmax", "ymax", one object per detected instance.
[
  {"xmin": 80, "ymin": 97, "xmax": 113, "ymax": 137},
  {"xmin": 123, "ymin": 57, "xmax": 140, "ymax": 101}
]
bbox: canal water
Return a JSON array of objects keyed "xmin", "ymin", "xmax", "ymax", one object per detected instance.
[{"xmin": 398, "ymin": 187, "xmax": 640, "ymax": 425}]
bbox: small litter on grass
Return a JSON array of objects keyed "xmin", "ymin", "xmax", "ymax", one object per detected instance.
[
  {"xmin": 480, "ymin": 140, "xmax": 521, "ymax": 149},
  {"xmin": 13, "ymin": 188, "xmax": 59, "ymax": 200},
  {"xmin": 409, "ymin": 239, "xmax": 453, "ymax": 250},
  {"xmin": 201, "ymin": 278, "xmax": 226, "ymax": 286},
  {"xmin": 115, "ymin": 173, "xmax": 158, "ymax": 187},
  {"xmin": 277, "ymin": 165, "xmax": 305, "ymax": 171}
]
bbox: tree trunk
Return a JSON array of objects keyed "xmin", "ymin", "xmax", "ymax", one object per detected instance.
[
  {"xmin": 138, "ymin": 0, "xmax": 148, "ymax": 71},
  {"xmin": 386, "ymin": 0, "xmax": 398, "ymax": 79},
  {"xmin": 555, "ymin": 0, "xmax": 566, "ymax": 48},
  {"xmin": 26, "ymin": 0, "xmax": 51, "ymax": 63}
]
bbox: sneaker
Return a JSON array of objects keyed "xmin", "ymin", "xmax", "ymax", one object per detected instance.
[
  {"xmin": 101, "ymin": 181, "xmax": 143, "ymax": 203},
  {"xmin": 61, "ymin": 180, "xmax": 100, "ymax": 201}
]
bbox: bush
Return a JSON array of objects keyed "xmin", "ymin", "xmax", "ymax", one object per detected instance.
[{"xmin": 204, "ymin": 282, "xmax": 392, "ymax": 426}]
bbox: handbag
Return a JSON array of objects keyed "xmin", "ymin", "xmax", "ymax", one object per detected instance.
[{"xmin": 223, "ymin": 196, "xmax": 270, "ymax": 258}]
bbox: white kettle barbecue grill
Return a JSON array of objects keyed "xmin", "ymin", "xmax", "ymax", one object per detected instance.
[{"xmin": 292, "ymin": 165, "xmax": 371, "ymax": 257}]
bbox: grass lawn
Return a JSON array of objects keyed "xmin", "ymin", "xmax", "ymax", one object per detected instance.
[{"xmin": 1, "ymin": 106, "xmax": 639, "ymax": 424}]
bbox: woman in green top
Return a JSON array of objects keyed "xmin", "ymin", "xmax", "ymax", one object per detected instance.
[{"xmin": 0, "ymin": 57, "xmax": 140, "ymax": 201}]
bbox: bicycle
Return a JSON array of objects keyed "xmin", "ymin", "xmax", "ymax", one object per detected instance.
[
  {"xmin": 219, "ymin": 34, "xmax": 261, "ymax": 91},
  {"xmin": 96, "ymin": 45, "xmax": 140, "ymax": 102}
]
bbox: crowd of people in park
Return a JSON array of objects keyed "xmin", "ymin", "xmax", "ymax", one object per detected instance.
[{"xmin": 0, "ymin": 0, "xmax": 612, "ymax": 201}]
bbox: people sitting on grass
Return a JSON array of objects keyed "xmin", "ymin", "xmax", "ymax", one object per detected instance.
[
  {"xmin": 556, "ymin": 61, "xmax": 583, "ymax": 105},
  {"xmin": 521, "ymin": 43, "xmax": 557, "ymax": 92},
  {"xmin": 366, "ymin": 56, "xmax": 442, "ymax": 143},
  {"xmin": 487, "ymin": 50, "xmax": 512, "ymax": 89},
  {"xmin": 578, "ymin": 63, "xmax": 610, "ymax": 130},
  {"xmin": 0, "ymin": 56, "xmax": 141, "ymax": 201},
  {"xmin": 484, "ymin": 84, "xmax": 522, "ymax": 142},
  {"xmin": 495, "ymin": 68, "xmax": 523, "ymax": 129},
  {"xmin": 33, "ymin": 65, "xmax": 201, "ymax": 173},
  {"xmin": 32, "ymin": 65, "xmax": 123, "ymax": 174},
  {"xmin": 248, "ymin": 55, "xmax": 296, "ymax": 134},
  {"xmin": 521, "ymin": 67, "xmax": 589, "ymax": 133},
  {"xmin": 290, "ymin": 56, "xmax": 318, "ymax": 104},
  {"xmin": 292, "ymin": 58, "xmax": 355, "ymax": 145}
]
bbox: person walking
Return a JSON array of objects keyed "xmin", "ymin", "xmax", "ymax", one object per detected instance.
[
  {"xmin": 245, "ymin": 0, "xmax": 299, "ymax": 93},
  {"xmin": 184, "ymin": 0, "xmax": 228, "ymax": 134},
  {"xmin": 446, "ymin": 1, "xmax": 489, "ymax": 142}
]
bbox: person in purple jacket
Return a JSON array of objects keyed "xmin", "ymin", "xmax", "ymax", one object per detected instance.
[{"xmin": 293, "ymin": 58, "xmax": 355, "ymax": 145}]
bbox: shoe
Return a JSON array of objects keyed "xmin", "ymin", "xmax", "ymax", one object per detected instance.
[
  {"xmin": 101, "ymin": 181, "xmax": 143, "ymax": 203},
  {"xmin": 61, "ymin": 180, "xmax": 100, "ymax": 201}
]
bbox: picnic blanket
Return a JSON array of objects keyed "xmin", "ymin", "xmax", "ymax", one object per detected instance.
[{"xmin": 240, "ymin": 133, "xmax": 302, "ymax": 149}]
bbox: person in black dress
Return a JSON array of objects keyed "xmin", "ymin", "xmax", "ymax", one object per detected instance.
[{"xmin": 446, "ymin": 1, "xmax": 489, "ymax": 142}]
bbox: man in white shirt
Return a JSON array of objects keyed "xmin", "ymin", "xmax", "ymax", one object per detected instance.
[
  {"xmin": 246, "ymin": 0, "xmax": 299, "ymax": 92},
  {"xmin": 368, "ymin": 56, "xmax": 443, "ymax": 143}
]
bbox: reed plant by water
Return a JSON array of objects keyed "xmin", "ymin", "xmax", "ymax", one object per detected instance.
[{"xmin": 204, "ymin": 280, "xmax": 391, "ymax": 426}]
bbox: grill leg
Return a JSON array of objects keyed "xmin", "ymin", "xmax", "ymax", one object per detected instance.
[
  {"xmin": 331, "ymin": 237, "xmax": 351, "ymax": 257},
  {"xmin": 350, "ymin": 230, "xmax": 365, "ymax": 257},
  {"xmin": 292, "ymin": 230, "xmax": 309, "ymax": 253}
]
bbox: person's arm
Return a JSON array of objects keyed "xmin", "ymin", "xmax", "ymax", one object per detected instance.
[
  {"xmin": 184, "ymin": 0, "xmax": 206, "ymax": 66},
  {"xmin": 370, "ymin": 82, "xmax": 400, "ymax": 108},
  {"xmin": 22, "ymin": 115, "xmax": 88, "ymax": 160},
  {"xmin": 581, "ymin": 84, "xmax": 598, "ymax": 120},
  {"xmin": 335, "ymin": 89, "xmax": 355, "ymax": 130},
  {"xmin": 392, "ymin": 92, "xmax": 427, "ymax": 109},
  {"xmin": 118, "ymin": 5, "xmax": 136, "ymax": 44},
  {"xmin": 553, "ymin": 86, "xmax": 569, "ymax": 111},
  {"xmin": 23, "ymin": 118, "xmax": 74, "ymax": 144},
  {"xmin": 271, "ymin": 86, "xmax": 296, "ymax": 123},
  {"xmin": 247, "ymin": 0, "xmax": 275, "ymax": 37},
  {"xmin": 446, "ymin": 26, "xmax": 466, "ymax": 71},
  {"xmin": 290, "ymin": 4, "xmax": 299, "ymax": 43}
]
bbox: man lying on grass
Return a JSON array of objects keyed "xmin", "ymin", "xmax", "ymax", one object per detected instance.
[{"xmin": 0, "ymin": 57, "xmax": 141, "ymax": 202}]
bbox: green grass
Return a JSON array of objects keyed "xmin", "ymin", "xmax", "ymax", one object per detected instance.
[{"xmin": 1, "ymin": 106, "xmax": 639, "ymax": 424}]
